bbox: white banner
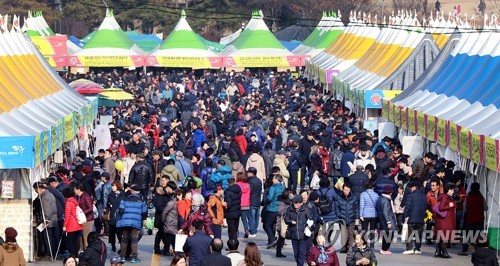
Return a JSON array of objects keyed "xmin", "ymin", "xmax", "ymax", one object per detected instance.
[
  {"xmin": 93, "ymin": 125, "xmax": 112, "ymax": 157},
  {"xmin": 402, "ymin": 136, "xmax": 424, "ymax": 165}
]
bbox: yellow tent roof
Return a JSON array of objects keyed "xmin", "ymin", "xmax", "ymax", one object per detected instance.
[{"xmin": 99, "ymin": 88, "xmax": 134, "ymax": 100}]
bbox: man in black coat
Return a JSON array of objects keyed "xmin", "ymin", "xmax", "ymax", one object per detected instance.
[
  {"xmin": 247, "ymin": 167, "xmax": 262, "ymax": 237},
  {"xmin": 200, "ymin": 238, "xmax": 232, "ymax": 266},
  {"xmin": 347, "ymin": 165, "xmax": 368, "ymax": 199},
  {"xmin": 298, "ymin": 131, "xmax": 316, "ymax": 189},
  {"xmin": 224, "ymin": 178, "xmax": 242, "ymax": 241},
  {"xmin": 183, "ymin": 220, "xmax": 213, "ymax": 266},
  {"xmin": 128, "ymin": 153, "xmax": 154, "ymax": 199},
  {"xmin": 402, "ymin": 181, "xmax": 428, "ymax": 255}
]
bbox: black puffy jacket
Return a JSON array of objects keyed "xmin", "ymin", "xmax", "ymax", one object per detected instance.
[
  {"xmin": 79, "ymin": 239, "xmax": 107, "ymax": 266},
  {"xmin": 128, "ymin": 160, "xmax": 154, "ymax": 189},
  {"xmin": 472, "ymin": 247, "xmax": 499, "ymax": 266},
  {"xmin": 403, "ymin": 190, "xmax": 427, "ymax": 224},
  {"xmin": 285, "ymin": 204, "xmax": 312, "ymax": 240},
  {"xmin": 335, "ymin": 192, "xmax": 359, "ymax": 225},
  {"xmin": 248, "ymin": 176, "xmax": 262, "ymax": 208},
  {"xmin": 348, "ymin": 171, "xmax": 368, "ymax": 199},
  {"xmin": 377, "ymin": 195, "xmax": 397, "ymax": 230},
  {"xmin": 224, "ymin": 184, "xmax": 242, "ymax": 219}
]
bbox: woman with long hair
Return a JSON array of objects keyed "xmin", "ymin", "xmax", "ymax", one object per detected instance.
[
  {"xmin": 170, "ymin": 253, "xmax": 187, "ymax": 266},
  {"xmin": 107, "ymin": 181, "xmax": 125, "ymax": 252},
  {"xmin": 237, "ymin": 242, "xmax": 263, "ymax": 266},
  {"xmin": 63, "ymin": 188, "xmax": 83, "ymax": 258}
]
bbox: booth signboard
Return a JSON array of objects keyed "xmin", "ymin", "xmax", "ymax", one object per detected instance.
[
  {"xmin": 0, "ymin": 136, "xmax": 34, "ymax": 169},
  {"xmin": 1, "ymin": 180, "xmax": 14, "ymax": 199}
]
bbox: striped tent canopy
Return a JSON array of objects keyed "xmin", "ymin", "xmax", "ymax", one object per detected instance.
[
  {"xmin": 292, "ymin": 11, "xmax": 344, "ymax": 57},
  {"xmin": 307, "ymin": 11, "xmax": 379, "ymax": 83},
  {"xmin": 0, "ymin": 20, "xmax": 93, "ymax": 168}
]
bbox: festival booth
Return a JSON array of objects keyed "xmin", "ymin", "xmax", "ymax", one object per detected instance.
[
  {"xmin": 67, "ymin": 9, "xmax": 145, "ymax": 67},
  {"xmin": 306, "ymin": 11, "xmax": 378, "ymax": 84},
  {"xmin": 219, "ymin": 10, "xmax": 303, "ymax": 68},
  {"xmin": 331, "ymin": 12, "xmax": 444, "ymax": 118},
  {"xmin": 0, "ymin": 20, "xmax": 97, "ymax": 261},
  {"xmin": 145, "ymin": 10, "xmax": 223, "ymax": 68},
  {"xmin": 292, "ymin": 11, "xmax": 344, "ymax": 59},
  {"xmin": 22, "ymin": 11, "xmax": 68, "ymax": 67},
  {"xmin": 384, "ymin": 22, "xmax": 500, "ymax": 249}
]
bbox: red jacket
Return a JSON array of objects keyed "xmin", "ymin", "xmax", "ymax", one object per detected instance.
[
  {"xmin": 180, "ymin": 205, "xmax": 213, "ymax": 235},
  {"xmin": 466, "ymin": 193, "xmax": 485, "ymax": 225},
  {"xmin": 306, "ymin": 244, "xmax": 340, "ymax": 266},
  {"xmin": 64, "ymin": 197, "xmax": 83, "ymax": 232},
  {"xmin": 234, "ymin": 135, "xmax": 248, "ymax": 155},
  {"xmin": 77, "ymin": 192, "xmax": 94, "ymax": 222},
  {"xmin": 434, "ymin": 194, "xmax": 456, "ymax": 241}
]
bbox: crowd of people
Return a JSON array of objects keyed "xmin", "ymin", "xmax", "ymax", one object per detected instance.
[{"xmin": 13, "ymin": 68, "xmax": 495, "ymax": 266}]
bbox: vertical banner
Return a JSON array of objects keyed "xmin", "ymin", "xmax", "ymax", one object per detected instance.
[
  {"xmin": 408, "ymin": 108, "xmax": 416, "ymax": 133},
  {"xmin": 400, "ymin": 107, "xmax": 407, "ymax": 130},
  {"xmin": 485, "ymin": 137, "xmax": 497, "ymax": 172},
  {"xmin": 417, "ymin": 112, "xmax": 426, "ymax": 137},
  {"xmin": 427, "ymin": 116, "xmax": 437, "ymax": 142},
  {"xmin": 449, "ymin": 122, "xmax": 459, "ymax": 152},
  {"xmin": 64, "ymin": 113, "xmax": 75, "ymax": 143},
  {"xmin": 470, "ymin": 133, "xmax": 481, "ymax": 165},
  {"xmin": 34, "ymin": 134, "xmax": 41, "ymax": 166},
  {"xmin": 423, "ymin": 114, "xmax": 429, "ymax": 139},
  {"xmin": 479, "ymin": 135, "xmax": 486, "ymax": 166},
  {"xmin": 437, "ymin": 118, "xmax": 447, "ymax": 146},
  {"xmin": 93, "ymin": 125, "xmax": 112, "ymax": 157},
  {"xmin": 382, "ymin": 100, "xmax": 390, "ymax": 121},
  {"xmin": 391, "ymin": 104, "xmax": 397, "ymax": 125},
  {"xmin": 459, "ymin": 127, "xmax": 471, "ymax": 159}
]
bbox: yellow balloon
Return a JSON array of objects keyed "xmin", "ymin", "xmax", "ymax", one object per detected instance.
[{"xmin": 115, "ymin": 160, "xmax": 124, "ymax": 171}]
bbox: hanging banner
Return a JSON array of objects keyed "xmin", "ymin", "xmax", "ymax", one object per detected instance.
[
  {"xmin": 400, "ymin": 107, "xmax": 408, "ymax": 130},
  {"xmin": 223, "ymin": 55, "xmax": 303, "ymax": 68},
  {"xmin": 364, "ymin": 90, "xmax": 403, "ymax": 109},
  {"xmin": 67, "ymin": 55, "xmax": 145, "ymax": 67},
  {"xmin": 408, "ymin": 109, "xmax": 416, "ymax": 133},
  {"xmin": 42, "ymin": 131, "xmax": 49, "ymax": 161},
  {"xmin": 459, "ymin": 128, "xmax": 471, "ymax": 159},
  {"xmin": 93, "ymin": 125, "xmax": 112, "ymax": 157},
  {"xmin": 428, "ymin": 116, "xmax": 437, "ymax": 142},
  {"xmin": 423, "ymin": 114, "xmax": 429, "ymax": 139},
  {"xmin": 382, "ymin": 100, "xmax": 390, "ymax": 121},
  {"xmin": 30, "ymin": 36, "xmax": 67, "ymax": 55},
  {"xmin": 34, "ymin": 134, "xmax": 41, "ymax": 167},
  {"xmin": 417, "ymin": 112, "xmax": 426, "ymax": 137},
  {"xmin": 63, "ymin": 113, "xmax": 75, "ymax": 143},
  {"xmin": 325, "ymin": 69, "xmax": 340, "ymax": 83},
  {"xmin": 394, "ymin": 105, "xmax": 401, "ymax": 128},
  {"xmin": 470, "ymin": 133, "xmax": 482, "ymax": 165},
  {"xmin": 479, "ymin": 135, "xmax": 486, "ymax": 166},
  {"xmin": 437, "ymin": 118, "xmax": 447, "ymax": 146},
  {"xmin": 145, "ymin": 55, "xmax": 223, "ymax": 68},
  {"xmin": 485, "ymin": 137, "xmax": 497, "ymax": 172},
  {"xmin": 363, "ymin": 120, "xmax": 378, "ymax": 134},
  {"xmin": 49, "ymin": 125, "xmax": 58, "ymax": 155},
  {"xmin": 449, "ymin": 122, "xmax": 458, "ymax": 151},
  {"xmin": 0, "ymin": 136, "xmax": 34, "ymax": 169}
]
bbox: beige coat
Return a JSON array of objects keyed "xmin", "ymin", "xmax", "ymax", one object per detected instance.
[
  {"xmin": 246, "ymin": 153, "xmax": 266, "ymax": 181},
  {"xmin": 0, "ymin": 242, "xmax": 26, "ymax": 266},
  {"xmin": 273, "ymin": 155, "xmax": 290, "ymax": 179}
]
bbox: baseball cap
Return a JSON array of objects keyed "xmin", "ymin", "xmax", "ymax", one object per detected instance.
[{"xmin": 247, "ymin": 167, "xmax": 257, "ymax": 175}]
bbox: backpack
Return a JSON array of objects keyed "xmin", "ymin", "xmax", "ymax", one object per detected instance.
[
  {"xmin": 331, "ymin": 150, "xmax": 343, "ymax": 170},
  {"xmin": 318, "ymin": 188, "xmax": 333, "ymax": 214}
]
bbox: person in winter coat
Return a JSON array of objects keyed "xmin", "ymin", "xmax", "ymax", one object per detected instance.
[
  {"xmin": 434, "ymin": 183, "xmax": 457, "ymax": 259},
  {"xmin": 306, "ymin": 234, "xmax": 340, "ymax": 266},
  {"xmin": 262, "ymin": 142, "xmax": 277, "ymax": 180},
  {"xmin": 287, "ymin": 143, "xmax": 301, "ymax": 192},
  {"xmin": 236, "ymin": 173, "xmax": 251, "ymax": 238},
  {"xmin": 346, "ymin": 234, "xmax": 377, "ymax": 266},
  {"xmin": 335, "ymin": 183, "xmax": 359, "ymax": 253},
  {"xmin": 247, "ymin": 168, "xmax": 263, "ymax": 237},
  {"xmin": 208, "ymin": 186, "xmax": 227, "ymax": 239},
  {"xmin": 107, "ymin": 181, "xmax": 125, "ymax": 253},
  {"xmin": 377, "ymin": 185, "xmax": 397, "ymax": 255},
  {"xmin": 471, "ymin": 242, "xmax": 499, "ymax": 266},
  {"xmin": 177, "ymin": 190, "xmax": 192, "ymax": 223},
  {"xmin": 402, "ymin": 181, "xmax": 427, "ymax": 255},
  {"xmin": 183, "ymin": 220, "xmax": 213, "ymax": 266},
  {"xmin": 62, "ymin": 188, "xmax": 83, "ymax": 258},
  {"xmin": 74, "ymin": 183, "xmax": 94, "ymax": 249},
  {"xmin": 276, "ymin": 188, "xmax": 293, "ymax": 258},
  {"xmin": 273, "ymin": 151, "xmax": 290, "ymax": 186},
  {"xmin": 317, "ymin": 178, "xmax": 340, "ymax": 239},
  {"xmin": 246, "ymin": 147, "xmax": 266, "ymax": 182},
  {"xmin": 359, "ymin": 181, "xmax": 379, "ymax": 249},
  {"xmin": 162, "ymin": 185, "xmax": 179, "ymax": 256},
  {"xmin": 348, "ymin": 165, "xmax": 368, "ymax": 199},
  {"xmin": 211, "ymin": 161, "xmax": 232, "ymax": 189},
  {"xmin": 234, "ymin": 129, "xmax": 248, "ymax": 156},
  {"xmin": 162, "ymin": 159, "xmax": 183, "ymax": 184},
  {"xmin": 0, "ymin": 227, "xmax": 26, "ymax": 266},
  {"xmin": 353, "ymin": 146, "xmax": 376, "ymax": 171},
  {"xmin": 460, "ymin": 182, "xmax": 487, "ymax": 255},
  {"xmin": 96, "ymin": 172, "xmax": 112, "ymax": 236},
  {"xmin": 128, "ymin": 153, "xmax": 154, "ymax": 199},
  {"xmin": 192, "ymin": 124, "xmax": 207, "ymax": 151},
  {"xmin": 116, "ymin": 185, "xmax": 148, "ymax": 263},
  {"xmin": 285, "ymin": 195, "xmax": 313, "ymax": 266},
  {"xmin": 231, "ymin": 161, "xmax": 245, "ymax": 178},
  {"xmin": 225, "ymin": 178, "xmax": 242, "ymax": 240},
  {"xmin": 264, "ymin": 175, "xmax": 286, "ymax": 248},
  {"xmin": 179, "ymin": 194, "xmax": 213, "ymax": 236},
  {"xmin": 374, "ymin": 168, "xmax": 396, "ymax": 195},
  {"xmin": 79, "ymin": 232, "xmax": 107, "ymax": 266},
  {"xmin": 340, "ymin": 145, "xmax": 355, "ymax": 178},
  {"xmin": 153, "ymin": 177, "xmax": 170, "ymax": 255}
]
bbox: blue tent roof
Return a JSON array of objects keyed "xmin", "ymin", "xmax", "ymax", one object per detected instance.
[{"xmin": 280, "ymin": 41, "xmax": 301, "ymax": 51}]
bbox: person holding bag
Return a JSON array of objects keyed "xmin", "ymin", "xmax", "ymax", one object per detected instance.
[
  {"xmin": 285, "ymin": 195, "xmax": 313, "ymax": 266},
  {"xmin": 62, "ymin": 188, "xmax": 83, "ymax": 258},
  {"xmin": 346, "ymin": 234, "xmax": 377, "ymax": 266},
  {"xmin": 276, "ymin": 188, "xmax": 293, "ymax": 258},
  {"xmin": 434, "ymin": 183, "xmax": 456, "ymax": 258}
]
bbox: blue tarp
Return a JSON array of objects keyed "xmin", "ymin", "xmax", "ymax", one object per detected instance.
[
  {"xmin": 69, "ymin": 36, "xmax": 85, "ymax": 48},
  {"xmin": 280, "ymin": 41, "xmax": 301, "ymax": 51}
]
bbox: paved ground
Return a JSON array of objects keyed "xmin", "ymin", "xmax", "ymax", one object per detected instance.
[{"xmin": 30, "ymin": 222, "xmax": 479, "ymax": 265}]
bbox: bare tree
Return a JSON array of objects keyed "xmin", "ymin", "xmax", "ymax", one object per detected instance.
[{"xmin": 392, "ymin": 0, "xmax": 430, "ymax": 18}]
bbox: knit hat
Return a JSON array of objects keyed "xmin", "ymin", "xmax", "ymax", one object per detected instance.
[
  {"xmin": 5, "ymin": 227, "xmax": 17, "ymax": 241},
  {"xmin": 292, "ymin": 195, "xmax": 303, "ymax": 203}
]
